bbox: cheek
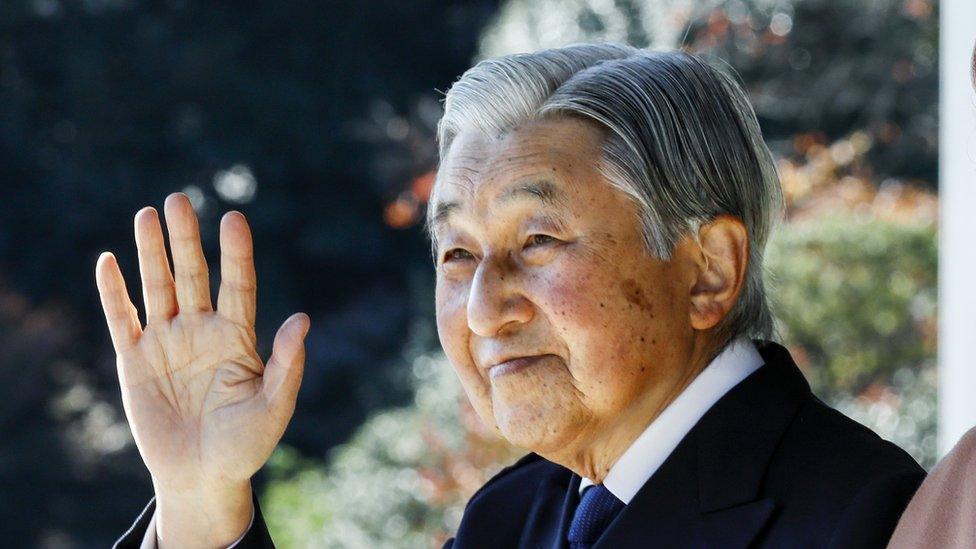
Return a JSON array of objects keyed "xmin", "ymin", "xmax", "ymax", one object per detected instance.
[
  {"xmin": 528, "ymin": 261, "xmax": 625, "ymax": 355},
  {"xmin": 435, "ymin": 278, "xmax": 472, "ymax": 367},
  {"xmin": 435, "ymin": 278, "xmax": 496, "ymax": 420},
  {"xmin": 527, "ymin": 258, "xmax": 672, "ymax": 405}
]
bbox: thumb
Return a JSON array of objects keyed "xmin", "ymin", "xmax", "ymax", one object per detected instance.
[{"xmin": 261, "ymin": 312, "xmax": 310, "ymax": 421}]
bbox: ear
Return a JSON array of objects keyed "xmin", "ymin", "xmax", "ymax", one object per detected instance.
[{"xmin": 688, "ymin": 215, "xmax": 749, "ymax": 331}]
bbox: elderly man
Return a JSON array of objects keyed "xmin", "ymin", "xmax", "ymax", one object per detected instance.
[{"xmin": 106, "ymin": 44, "xmax": 924, "ymax": 548}]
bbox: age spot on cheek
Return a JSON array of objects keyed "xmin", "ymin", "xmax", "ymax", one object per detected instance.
[{"xmin": 620, "ymin": 278, "xmax": 655, "ymax": 315}]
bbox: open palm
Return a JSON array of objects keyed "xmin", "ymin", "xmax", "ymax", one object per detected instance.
[{"xmin": 95, "ymin": 193, "xmax": 309, "ymax": 494}]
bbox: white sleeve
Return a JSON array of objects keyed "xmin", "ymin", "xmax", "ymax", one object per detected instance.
[
  {"xmin": 139, "ymin": 510, "xmax": 157, "ymax": 549},
  {"xmin": 140, "ymin": 505, "xmax": 256, "ymax": 549}
]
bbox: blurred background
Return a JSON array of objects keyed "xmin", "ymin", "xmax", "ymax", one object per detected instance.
[{"xmin": 0, "ymin": 0, "xmax": 943, "ymax": 547}]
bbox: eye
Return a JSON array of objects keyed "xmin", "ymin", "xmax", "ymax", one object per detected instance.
[
  {"xmin": 524, "ymin": 234, "xmax": 559, "ymax": 248},
  {"xmin": 442, "ymin": 248, "xmax": 474, "ymax": 263}
]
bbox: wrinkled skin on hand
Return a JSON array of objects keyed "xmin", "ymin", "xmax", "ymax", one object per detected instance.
[{"xmin": 96, "ymin": 192, "xmax": 310, "ymax": 494}]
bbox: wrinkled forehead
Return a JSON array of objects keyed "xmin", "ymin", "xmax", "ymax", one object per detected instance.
[{"xmin": 431, "ymin": 117, "xmax": 607, "ymax": 207}]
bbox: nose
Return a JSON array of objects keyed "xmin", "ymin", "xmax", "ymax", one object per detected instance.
[{"xmin": 466, "ymin": 253, "xmax": 534, "ymax": 338}]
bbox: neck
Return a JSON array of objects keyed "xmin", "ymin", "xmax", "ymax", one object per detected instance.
[{"xmin": 540, "ymin": 332, "xmax": 722, "ymax": 483}]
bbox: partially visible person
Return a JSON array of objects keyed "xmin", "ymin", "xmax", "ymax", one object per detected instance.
[
  {"xmin": 887, "ymin": 427, "xmax": 976, "ymax": 548},
  {"xmin": 886, "ymin": 42, "xmax": 976, "ymax": 549}
]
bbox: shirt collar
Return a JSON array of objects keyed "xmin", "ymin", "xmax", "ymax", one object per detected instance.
[{"xmin": 579, "ymin": 336, "xmax": 764, "ymax": 503}]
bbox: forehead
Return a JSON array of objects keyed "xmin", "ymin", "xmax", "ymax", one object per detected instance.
[{"xmin": 432, "ymin": 117, "xmax": 607, "ymax": 207}]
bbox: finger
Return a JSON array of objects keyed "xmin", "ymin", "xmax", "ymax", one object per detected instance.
[
  {"xmin": 163, "ymin": 192, "xmax": 213, "ymax": 313},
  {"xmin": 261, "ymin": 313, "xmax": 310, "ymax": 421},
  {"xmin": 95, "ymin": 252, "xmax": 143, "ymax": 353},
  {"xmin": 134, "ymin": 207, "xmax": 178, "ymax": 324},
  {"xmin": 217, "ymin": 211, "xmax": 256, "ymax": 327}
]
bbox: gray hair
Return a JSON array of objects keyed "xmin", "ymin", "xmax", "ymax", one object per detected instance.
[{"xmin": 430, "ymin": 43, "xmax": 784, "ymax": 345}]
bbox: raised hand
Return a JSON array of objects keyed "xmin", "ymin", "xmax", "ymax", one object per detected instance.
[{"xmin": 96, "ymin": 192, "xmax": 309, "ymax": 546}]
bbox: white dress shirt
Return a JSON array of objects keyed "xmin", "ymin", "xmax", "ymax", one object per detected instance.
[
  {"xmin": 140, "ymin": 501, "xmax": 255, "ymax": 549},
  {"xmin": 578, "ymin": 336, "xmax": 764, "ymax": 503}
]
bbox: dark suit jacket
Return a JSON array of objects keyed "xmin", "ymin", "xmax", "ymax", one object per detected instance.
[{"xmin": 115, "ymin": 340, "xmax": 926, "ymax": 548}]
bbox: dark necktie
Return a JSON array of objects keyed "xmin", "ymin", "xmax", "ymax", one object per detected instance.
[{"xmin": 567, "ymin": 484, "xmax": 625, "ymax": 549}]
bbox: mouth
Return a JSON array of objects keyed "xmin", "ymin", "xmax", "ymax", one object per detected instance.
[{"xmin": 488, "ymin": 354, "xmax": 556, "ymax": 379}]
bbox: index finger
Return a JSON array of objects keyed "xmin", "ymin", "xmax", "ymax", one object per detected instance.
[{"xmin": 95, "ymin": 252, "xmax": 143, "ymax": 353}]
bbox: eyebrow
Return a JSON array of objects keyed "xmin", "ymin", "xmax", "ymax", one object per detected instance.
[{"xmin": 431, "ymin": 179, "xmax": 567, "ymax": 231}]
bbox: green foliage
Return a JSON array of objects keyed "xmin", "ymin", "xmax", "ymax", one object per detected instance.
[
  {"xmin": 766, "ymin": 215, "xmax": 937, "ymax": 395},
  {"xmin": 766, "ymin": 214, "xmax": 938, "ymax": 466}
]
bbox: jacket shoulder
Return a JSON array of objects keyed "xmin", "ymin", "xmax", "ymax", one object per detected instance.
[
  {"xmin": 789, "ymin": 395, "xmax": 924, "ymax": 476},
  {"xmin": 464, "ymin": 452, "xmax": 554, "ymax": 510},
  {"xmin": 760, "ymin": 394, "xmax": 925, "ymax": 544}
]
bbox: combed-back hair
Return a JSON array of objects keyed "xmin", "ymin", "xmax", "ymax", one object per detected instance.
[{"xmin": 431, "ymin": 43, "xmax": 784, "ymax": 345}]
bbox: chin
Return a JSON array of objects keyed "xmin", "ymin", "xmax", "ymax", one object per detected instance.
[{"xmin": 492, "ymin": 397, "xmax": 589, "ymax": 454}]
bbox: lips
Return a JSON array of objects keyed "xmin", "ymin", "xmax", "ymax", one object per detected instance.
[{"xmin": 488, "ymin": 354, "xmax": 555, "ymax": 379}]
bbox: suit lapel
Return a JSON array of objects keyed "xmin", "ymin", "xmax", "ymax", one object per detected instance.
[
  {"xmin": 695, "ymin": 340, "xmax": 809, "ymax": 513},
  {"xmin": 594, "ymin": 427, "xmax": 704, "ymax": 547},
  {"xmin": 699, "ymin": 498, "xmax": 776, "ymax": 548},
  {"xmin": 547, "ymin": 474, "xmax": 582, "ymax": 549},
  {"xmin": 511, "ymin": 466, "xmax": 578, "ymax": 549}
]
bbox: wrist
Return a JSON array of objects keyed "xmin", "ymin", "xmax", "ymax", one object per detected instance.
[{"xmin": 153, "ymin": 478, "xmax": 254, "ymax": 549}]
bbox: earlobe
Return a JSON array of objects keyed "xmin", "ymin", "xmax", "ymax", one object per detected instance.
[{"xmin": 688, "ymin": 216, "xmax": 749, "ymax": 331}]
